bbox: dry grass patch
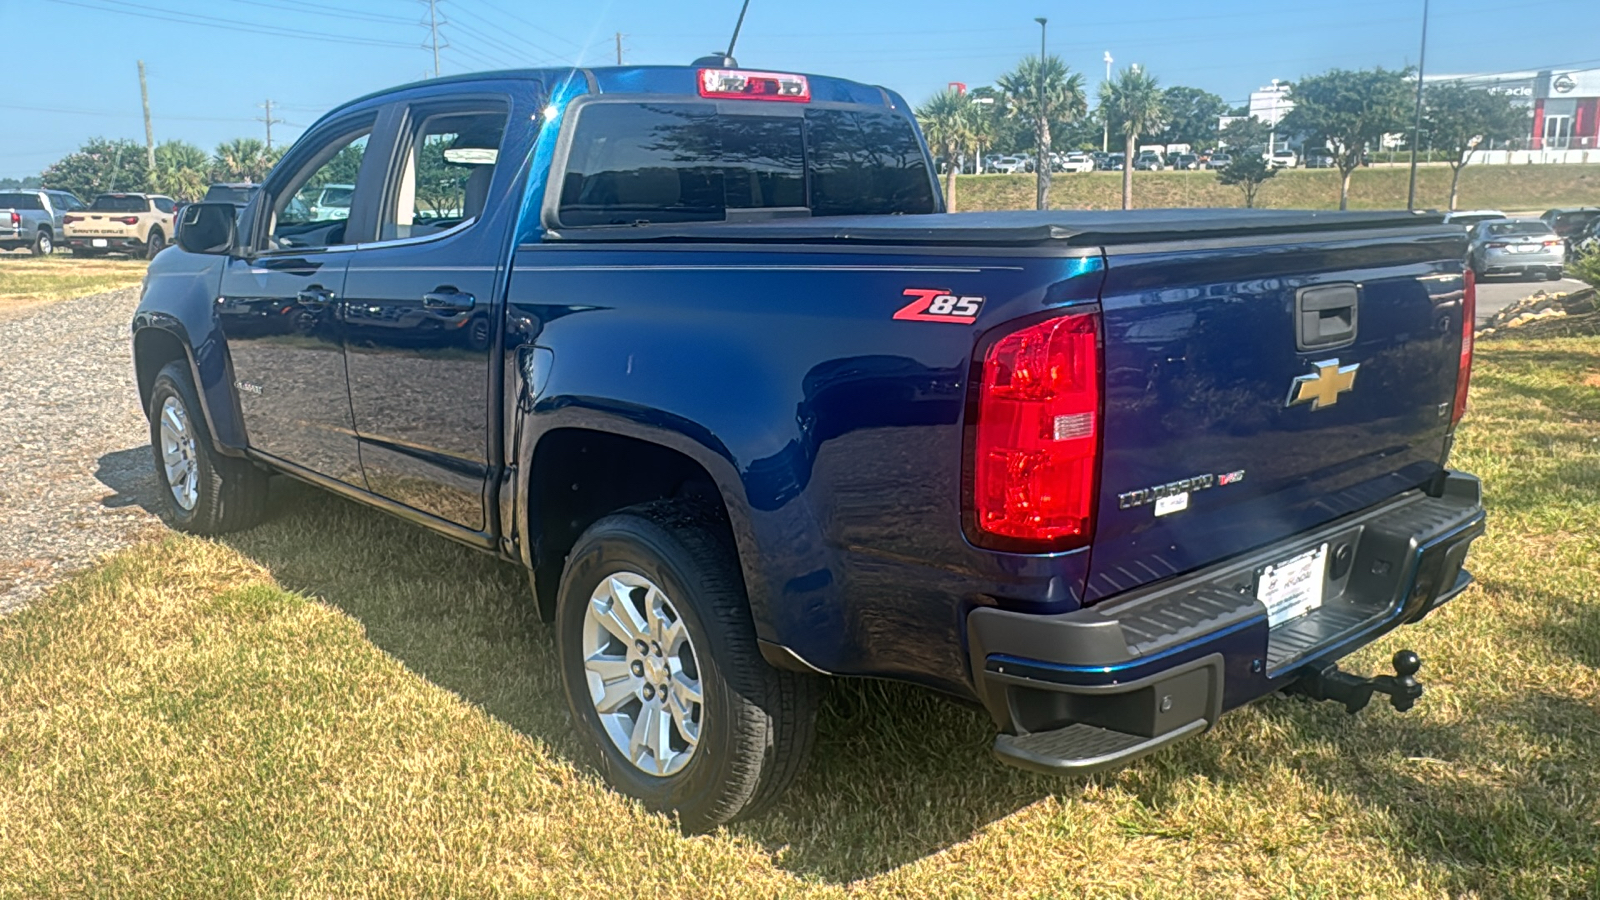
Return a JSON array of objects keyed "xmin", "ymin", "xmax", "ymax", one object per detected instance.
[
  {"xmin": 0, "ymin": 255, "xmax": 146, "ymax": 316},
  {"xmin": 2, "ymin": 337, "xmax": 1597, "ymax": 898}
]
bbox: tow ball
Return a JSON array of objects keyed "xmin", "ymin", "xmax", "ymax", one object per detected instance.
[{"xmin": 1290, "ymin": 650, "xmax": 1425, "ymax": 714}]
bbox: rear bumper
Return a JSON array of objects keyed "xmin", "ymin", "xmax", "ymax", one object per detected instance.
[
  {"xmin": 1480, "ymin": 252, "xmax": 1563, "ymax": 275},
  {"xmin": 968, "ymin": 471, "xmax": 1485, "ymax": 775},
  {"xmin": 66, "ymin": 235, "xmax": 145, "ymax": 251}
]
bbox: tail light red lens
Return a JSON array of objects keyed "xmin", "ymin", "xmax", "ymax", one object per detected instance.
[
  {"xmin": 116, "ymin": 216, "xmax": 140, "ymax": 225},
  {"xmin": 698, "ymin": 68, "xmax": 811, "ymax": 102},
  {"xmin": 969, "ymin": 311, "xmax": 1102, "ymax": 551},
  {"xmin": 62, "ymin": 214, "xmax": 80, "ymax": 224},
  {"xmin": 1452, "ymin": 268, "xmax": 1476, "ymax": 426},
  {"xmin": 8, "ymin": 212, "xmax": 17, "ymax": 226}
]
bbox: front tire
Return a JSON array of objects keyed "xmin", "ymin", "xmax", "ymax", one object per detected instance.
[
  {"xmin": 32, "ymin": 230, "xmax": 52, "ymax": 256},
  {"xmin": 555, "ymin": 502, "xmax": 818, "ymax": 832},
  {"xmin": 145, "ymin": 229, "xmax": 166, "ymax": 259},
  {"xmin": 148, "ymin": 360, "xmax": 268, "ymax": 534}
]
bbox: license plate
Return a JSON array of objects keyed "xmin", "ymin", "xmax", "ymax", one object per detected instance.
[
  {"xmin": 1257, "ymin": 544, "xmax": 1328, "ymax": 627},
  {"xmin": 1512, "ymin": 244, "xmax": 1537, "ymax": 253},
  {"xmin": 91, "ymin": 239, "xmax": 108, "ymax": 247}
]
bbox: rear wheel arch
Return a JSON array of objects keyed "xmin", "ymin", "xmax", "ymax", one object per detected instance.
[{"xmin": 526, "ymin": 428, "xmax": 748, "ymax": 623}]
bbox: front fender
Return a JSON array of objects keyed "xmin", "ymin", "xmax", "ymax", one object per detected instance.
[{"xmin": 132, "ymin": 252, "xmax": 246, "ymax": 453}]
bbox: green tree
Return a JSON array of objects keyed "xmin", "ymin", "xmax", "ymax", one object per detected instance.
[
  {"xmin": 1422, "ymin": 82, "xmax": 1528, "ymax": 210},
  {"xmin": 916, "ymin": 88, "xmax": 974, "ymax": 210},
  {"xmin": 997, "ymin": 55, "xmax": 1088, "ymax": 210},
  {"xmin": 0, "ymin": 175, "xmax": 44, "ymax": 189},
  {"xmin": 1281, "ymin": 68, "xmax": 1412, "ymax": 210},
  {"xmin": 40, "ymin": 138, "xmax": 151, "ymax": 201},
  {"xmin": 212, "ymin": 138, "xmax": 278, "ymax": 183},
  {"xmin": 1216, "ymin": 154, "xmax": 1277, "ymax": 207},
  {"xmin": 1156, "ymin": 85, "xmax": 1227, "ymax": 149},
  {"xmin": 1101, "ymin": 66, "xmax": 1166, "ymax": 210},
  {"xmin": 1218, "ymin": 116, "xmax": 1271, "ymax": 152},
  {"xmin": 152, "ymin": 140, "xmax": 209, "ymax": 202}
]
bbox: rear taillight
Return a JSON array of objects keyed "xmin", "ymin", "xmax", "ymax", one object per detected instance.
[
  {"xmin": 1485, "ymin": 241, "xmax": 1508, "ymax": 249},
  {"xmin": 1543, "ymin": 240, "xmax": 1562, "ymax": 249},
  {"xmin": 116, "ymin": 216, "xmax": 140, "ymax": 225},
  {"xmin": 698, "ymin": 68, "xmax": 811, "ymax": 102},
  {"xmin": 8, "ymin": 212, "xmax": 17, "ymax": 226},
  {"xmin": 1452, "ymin": 268, "xmax": 1475, "ymax": 426},
  {"xmin": 63, "ymin": 214, "xmax": 80, "ymax": 224},
  {"xmin": 968, "ymin": 311, "xmax": 1102, "ymax": 551}
]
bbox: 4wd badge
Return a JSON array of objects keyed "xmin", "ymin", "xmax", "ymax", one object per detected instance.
[{"xmin": 894, "ymin": 289, "xmax": 985, "ymax": 324}]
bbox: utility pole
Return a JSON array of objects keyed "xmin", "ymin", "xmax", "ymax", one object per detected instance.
[
  {"xmin": 256, "ymin": 99, "xmax": 284, "ymax": 150},
  {"xmin": 426, "ymin": 0, "xmax": 442, "ymax": 77},
  {"xmin": 1406, "ymin": 0, "xmax": 1430, "ymax": 210},
  {"xmin": 137, "ymin": 60, "xmax": 155, "ymax": 171},
  {"xmin": 615, "ymin": 32, "xmax": 624, "ymax": 65},
  {"xmin": 1103, "ymin": 51, "xmax": 1113, "ymax": 153}
]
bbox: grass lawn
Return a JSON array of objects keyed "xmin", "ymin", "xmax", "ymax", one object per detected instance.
[
  {"xmin": 0, "ymin": 254, "xmax": 146, "ymax": 316},
  {"xmin": 2, "ymin": 337, "xmax": 1597, "ymax": 898},
  {"xmin": 954, "ymin": 163, "xmax": 1600, "ymax": 213}
]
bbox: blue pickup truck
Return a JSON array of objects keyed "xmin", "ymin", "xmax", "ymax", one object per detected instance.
[{"xmin": 132, "ymin": 64, "xmax": 1485, "ymax": 830}]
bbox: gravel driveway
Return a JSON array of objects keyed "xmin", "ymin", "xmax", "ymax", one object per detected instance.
[{"xmin": 0, "ymin": 287, "xmax": 164, "ymax": 615}]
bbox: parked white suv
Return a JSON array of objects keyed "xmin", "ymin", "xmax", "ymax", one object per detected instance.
[{"xmin": 1268, "ymin": 150, "xmax": 1298, "ymax": 169}]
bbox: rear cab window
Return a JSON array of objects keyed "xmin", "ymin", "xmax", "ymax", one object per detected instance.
[
  {"xmin": 90, "ymin": 195, "xmax": 151, "ymax": 212},
  {"xmin": 0, "ymin": 192, "xmax": 44, "ymax": 210},
  {"xmin": 556, "ymin": 101, "xmax": 937, "ymax": 226}
]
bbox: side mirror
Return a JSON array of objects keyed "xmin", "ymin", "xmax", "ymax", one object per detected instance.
[{"xmin": 176, "ymin": 202, "xmax": 238, "ymax": 255}]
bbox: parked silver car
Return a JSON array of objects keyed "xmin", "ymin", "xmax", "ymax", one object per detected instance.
[
  {"xmin": 1467, "ymin": 219, "xmax": 1565, "ymax": 281},
  {"xmin": 0, "ymin": 188, "xmax": 86, "ymax": 255}
]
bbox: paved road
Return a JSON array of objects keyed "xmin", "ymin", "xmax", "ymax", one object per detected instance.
[{"xmin": 1475, "ymin": 276, "xmax": 1587, "ymax": 325}]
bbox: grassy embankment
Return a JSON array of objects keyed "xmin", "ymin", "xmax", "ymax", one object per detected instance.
[
  {"xmin": 954, "ymin": 163, "xmax": 1600, "ymax": 213},
  {"xmin": 2, "ymin": 334, "xmax": 1598, "ymax": 897},
  {"xmin": 0, "ymin": 256, "xmax": 145, "ymax": 317}
]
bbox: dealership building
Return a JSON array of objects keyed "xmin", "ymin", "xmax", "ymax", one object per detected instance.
[{"xmin": 1431, "ymin": 66, "xmax": 1600, "ymax": 161}]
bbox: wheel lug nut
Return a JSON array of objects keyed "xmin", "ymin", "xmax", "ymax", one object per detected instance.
[
  {"xmin": 635, "ymin": 640, "xmax": 649, "ymax": 654},
  {"xmin": 630, "ymin": 661, "xmax": 644, "ymax": 677},
  {"xmin": 642, "ymin": 684, "xmax": 655, "ymax": 700},
  {"xmin": 651, "ymin": 642, "xmax": 662, "ymax": 656},
  {"xmin": 659, "ymin": 684, "xmax": 669, "ymax": 700}
]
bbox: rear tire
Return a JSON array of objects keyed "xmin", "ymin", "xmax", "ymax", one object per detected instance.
[
  {"xmin": 148, "ymin": 360, "xmax": 269, "ymax": 535},
  {"xmin": 555, "ymin": 501, "xmax": 818, "ymax": 832},
  {"xmin": 31, "ymin": 230, "xmax": 52, "ymax": 256}
]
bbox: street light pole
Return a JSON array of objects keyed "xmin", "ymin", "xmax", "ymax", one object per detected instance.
[
  {"xmin": 1035, "ymin": 17, "xmax": 1048, "ymax": 210},
  {"xmin": 1103, "ymin": 51, "xmax": 1113, "ymax": 153},
  {"xmin": 1406, "ymin": 0, "xmax": 1430, "ymax": 210}
]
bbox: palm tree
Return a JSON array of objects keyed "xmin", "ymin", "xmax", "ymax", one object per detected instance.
[
  {"xmin": 916, "ymin": 88, "xmax": 974, "ymax": 212},
  {"xmin": 1101, "ymin": 66, "xmax": 1167, "ymax": 210},
  {"xmin": 152, "ymin": 140, "xmax": 210, "ymax": 202},
  {"xmin": 997, "ymin": 55, "xmax": 1087, "ymax": 210},
  {"xmin": 212, "ymin": 137, "xmax": 272, "ymax": 183}
]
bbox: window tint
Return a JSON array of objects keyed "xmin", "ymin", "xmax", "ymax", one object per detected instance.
[
  {"xmin": 52, "ymin": 193, "xmax": 86, "ymax": 211},
  {"xmin": 806, "ymin": 108, "xmax": 938, "ymax": 217},
  {"xmin": 90, "ymin": 195, "xmax": 150, "ymax": 212},
  {"xmin": 203, "ymin": 185, "xmax": 256, "ymax": 205},
  {"xmin": 381, "ymin": 109, "xmax": 508, "ymax": 242},
  {"xmin": 1484, "ymin": 222, "xmax": 1552, "ymax": 236},
  {"xmin": 0, "ymin": 192, "xmax": 44, "ymax": 210},
  {"xmin": 269, "ymin": 129, "xmax": 370, "ymax": 251},
  {"xmin": 153, "ymin": 197, "xmax": 175, "ymax": 214},
  {"xmin": 559, "ymin": 102, "xmax": 934, "ymax": 226}
]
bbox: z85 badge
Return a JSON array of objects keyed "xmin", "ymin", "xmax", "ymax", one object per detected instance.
[{"xmin": 893, "ymin": 289, "xmax": 986, "ymax": 324}]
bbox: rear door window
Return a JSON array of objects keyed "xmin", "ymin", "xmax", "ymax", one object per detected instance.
[{"xmin": 558, "ymin": 101, "xmax": 935, "ymax": 226}]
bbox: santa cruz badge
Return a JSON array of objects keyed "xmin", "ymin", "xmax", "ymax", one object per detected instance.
[{"xmin": 893, "ymin": 289, "xmax": 986, "ymax": 324}]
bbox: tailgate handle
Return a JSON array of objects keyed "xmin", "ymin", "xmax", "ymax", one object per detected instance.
[{"xmin": 1296, "ymin": 284, "xmax": 1359, "ymax": 351}]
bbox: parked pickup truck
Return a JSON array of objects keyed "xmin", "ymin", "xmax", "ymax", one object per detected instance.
[
  {"xmin": 133, "ymin": 65, "xmax": 1485, "ymax": 831},
  {"xmin": 0, "ymin": 188, "xmax": 86, "ymax": 255},
  {"xmin": 65, "ymin": 192, "xmax": 176, "ymax": 258}
]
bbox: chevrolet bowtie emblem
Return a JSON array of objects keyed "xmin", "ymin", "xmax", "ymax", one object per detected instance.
[{"xmin": 1287, "ymin": 359, "xmax": 1359, "ymax": 410}]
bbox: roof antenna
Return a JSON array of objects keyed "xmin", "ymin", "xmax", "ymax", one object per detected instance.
[{"xmin": 693, "ymin": 0, "xmax": 750, "ymax": 68}]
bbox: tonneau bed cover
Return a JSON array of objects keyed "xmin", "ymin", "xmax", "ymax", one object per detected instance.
[{"xmin": 542, "ymin": 209, "xmax": 1453, "ymax": 247}]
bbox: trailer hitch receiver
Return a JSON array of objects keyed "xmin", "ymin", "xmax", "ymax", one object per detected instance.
[{"xmin": 1291, "ymin": 650, "xmax": 1424, "ymax": 714}]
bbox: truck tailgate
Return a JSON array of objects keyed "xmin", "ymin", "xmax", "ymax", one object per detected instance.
[{"xmin": 1086, "ymin": 227, "xmax": 1469, "ymax": 602}]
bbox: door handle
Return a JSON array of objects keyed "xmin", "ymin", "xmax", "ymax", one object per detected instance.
[
  {"xmin": 296, "ymin": 286, "xmax": 335, "ymax": 308},
  {"xmin": 423, "ymin": 288, "xmax": 476, "ymax": 312}
]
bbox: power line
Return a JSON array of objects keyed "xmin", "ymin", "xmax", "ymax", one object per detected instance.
[
  {"xmin": 453, "ymin": 0, "xmax": 586, "ymax": 52},
  {"xmin": 41, "ymin": 0, "xmax": 419, "ymax": 48},
  {"xmin": 446, "ymin": 4, "xmax": 566, "ymax": 64},
  {"xmin": 212, "ymin": 0, "xmax": 416, "ymax": 25}
]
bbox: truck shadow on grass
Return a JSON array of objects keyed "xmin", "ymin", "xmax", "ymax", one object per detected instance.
[{"xmin": 156, "ymin": 476, "xmax": 1596, "ymax": 891}]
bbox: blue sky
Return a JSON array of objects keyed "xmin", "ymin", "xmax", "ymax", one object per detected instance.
[{"xmin": 2, "ymin": 0, "xmax": 1596, "ymax": 177}]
